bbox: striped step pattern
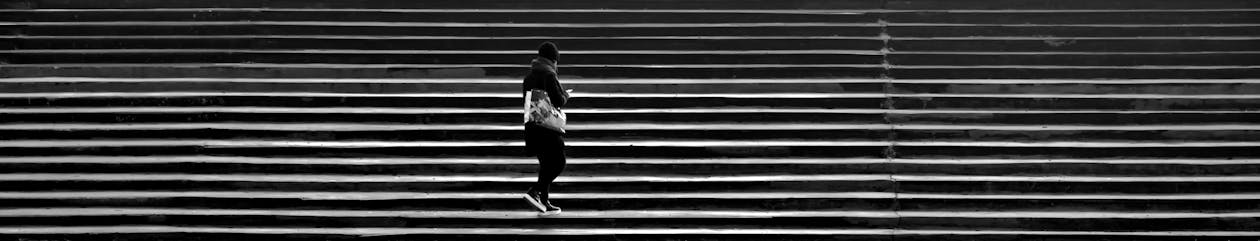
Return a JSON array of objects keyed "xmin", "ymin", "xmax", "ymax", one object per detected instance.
[{"xmin": 2, "ymin": 0, "xmax": 1259, "ymax": 240}]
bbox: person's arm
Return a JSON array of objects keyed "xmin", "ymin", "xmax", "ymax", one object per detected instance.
[{"xmin": 547, "ymin": 74, "xmax": 569, "ymax": 108}]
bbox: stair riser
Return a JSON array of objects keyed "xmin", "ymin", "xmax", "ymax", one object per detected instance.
[
  {"xmin": 898, "ymin": 217, "xmax": 1259, "ymax": 231},
  {"xmin": 3, "ymin": 197, "xmax": 1253, "ymax": 212},
  {"xmin": 0, "ymin": 96, "xmax": 887, "ymax": 108},
  {"xmin": 889, "ymin": 26, "xmax": 1260, "ymax": 37},
  {"xmin": 0, "ymin": 198, "xmax": 893, "ymax": 210},
  {"xmin": 9, "ymin": 0, "xmax": 886, "ymax": 9},
  {"xmin": 2, "ymin": 53, "xmax": 883, "ymax": 65},
  {"xmin": 885, "ymin": 0, "xmax": 1254, "ymax": 10},
  {"xmin": 891, "ymin": 39, "xmax": 1260, "ymax": 52},
  {"xmin": 0, "ymin": 216, "xmax": 885, "ymax": 229},
  {"xmin": 900, "ymin": 181, "xmax": 1260, "ymax": 194},
  {"xmin": 2, "ymin": 146, "xmax": 1256, "ymax": 158},
  {"xmin": 0, "ymin": 66, "xmax": 888, "ymax": 78},
  {"xmin": 896, "ymin": 146, "xmax": 1260, "ymax": 158},
  {"xmin": 893, "ymin": 83, "xmax": 1260, "ymax": 95},
  {"xmin": 2, "ymin": 179, "xmax": 1253, "ymax": 193},
  {"xmin": 891, "ymin": 98, "xmax": 1260, "ymax": 110},
  {"xmin": 2, "ymin": 129, "xmax": 1254, "ymax": 141},
  {"xmin": 1, "ymin": 215, "xmax": 1252, "ymax": 231},
  {"xmin": 11, "ymin": 0, "xmax": 1252, "ymax": 9},
  {"xmin": 0, "ymin": 82, "xmax": 883, "ymax": 94},
  {"xmin": 12, "ymin": 65, "xmax": 1254, "ymax": 79},
  {"xmin": 1, "ymin": 162, "xmax": 1253, "ymax": 175},
  {"xmin": 4, "ymin": 38, "xmax": 883, "ymax": 50},
  {"xmin": 888, "ymin": 12, "xmax": 1259, "ymax": 24},
  {"xmin": 6, "ymin": 11, "xmax": 1258, "ymax": 25},
  {"xmin": 889, "ymin": 54, "xmax": 1260, "ymax": 66},
  {"xmin": 0, "ymin": 180, "xmax": 889, "ymax": 192},
  {"xmin": 888, "ymin": 68, "xmax": 1260, "ymax": 79},
  {"xmin": 0, "ymin": 113, "xmax": 889, "ymax": 124},
  {"xmin": 889, "ymin": 113, "xmax": 1260, "ymax": 125},
  {"xmin": 0, "ymin": 163, "xmax": 891, "ymax": 175},
  {"xmin": 0, "ymin": 129, "xmax": 893, "ymax": 141},
  {"xmin": 896, "ymin": 129, "xmax": 1260, "ymax": 141},
  {"xmin": 0, "ymin": 146, "xmax": 892, "ymax": 158},
  {"xmin": 0, "ymin": 234, "xmax": 1240, "ymax": 241},
  {"xmin": 0, "ymin": 11, "xmax": 880, "ymax": 23},
  {"xmin": 6, "ymin": 26, "xmax": 883, "ymax": 37}
]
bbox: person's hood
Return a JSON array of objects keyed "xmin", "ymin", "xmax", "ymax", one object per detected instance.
[{"xmin": 531, "ymin": 57, "xmax": 558, "ymax": 75}]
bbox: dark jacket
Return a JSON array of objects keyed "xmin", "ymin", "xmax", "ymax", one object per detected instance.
[
  {"xmin": 522, "ymin": 57, "xmax": 568, "ymax": 108},
  {"xmin": 523, "ymin": 57, "xmax": 569, "ymax": 155}
]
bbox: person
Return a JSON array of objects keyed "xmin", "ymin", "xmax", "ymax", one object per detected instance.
[{"xmin": 522, "ymin": 41, "xmax": 569, "ymax": 214}]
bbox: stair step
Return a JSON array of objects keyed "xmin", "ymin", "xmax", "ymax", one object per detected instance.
[
  {"xmin": 0, "ymin": 77, "xmax": 887, "ymax": 93},
  {"xmin": 890, "ymin": 79, "xmax": 1260, "ymax": 95},
  {"xmin": 884, "ymin": 11, "xmax": 1259, "ymax": 24},
  {"xmin": 3, "ymin": 23, "xmax": 882, "ymax": 37},
  {"xmin": 2, "ymin": 107, "xmax": 1250, "ymax": 124},
  {"xmin": 0, "ymin": 92, "xmax": 887, "ymax": 109},
  {"xmin": 0, "ymin": 139, "xmax": 892, "ymax": 157},
  {"xmin": 6, "ymin": 77, "xmax": 1258, "ymax": 94},
  {"xmin": 6, "ymin": 9, "xmax": 1257, "ymax": 24},
  {"xmin": 0, "ymin": 64, "xmax": 886, "ymax": 78},
  {"xmin": 1, "ymin": 156, "xmax": 1255, "ymax": 175},
  {"xmin": 1, "ymin": 173, "xmax": 1252, "ymax": 193},
  {"xmin": 8, "ymin": 0, "xmax": 887, "ymax": 10},
  {"xmin": 887, "ymin": 66, "xmax": 1260, "ymax": 79},
  {"xmin": 0, "ymin": 9, "xmax": 881, "ymax": 23},
  {"xmin": 888, "ymin": 39, "xmax": 1260, "ymax": 52},
  {"xmin": 2, "ymin": 227, "xmax": 1258, "ymax": 241},
  {"xmin": 884, "ymin": 0, "xmax": 1255, "ymax": 10},
  {"xmin": 2, "ymin": 191, "xmax": 1255, "ymax": 212},
  {"xmin": 0, "ymin": 34, "xmax": 884, "ymax": 50},
  {"xmin": 889, "ymin": 94, "xmax": 1260, "ymax": 110},
  {"xmin": 0, "ymin": 173, "xmax": 888, "ymax": 192},
  {"xmin": 888, "ymin": 26, "xmax": 1260, "ymax": 37},
  {"xmin": 0, "ymin": 208, "xmax": 1254, "ymax": 230},
  {"xmin": 5, "ymin": 91, "xmax": 1256, "ymax": 110},
  {"xmin": 0, "ymin": 123, "xmax": 1255, "ymax": 141},
  {"xmin": 890, "ymin": 53, "xmax": 1260, "ymax": 66},
  {"xmin": 1, "ymin": 50, "xmax": 884, "ymax": 65}
]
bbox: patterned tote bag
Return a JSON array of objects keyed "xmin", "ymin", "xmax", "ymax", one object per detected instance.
[{"xmin": 524, "ymin": 89, "xmax": 566, "ymax": 133}]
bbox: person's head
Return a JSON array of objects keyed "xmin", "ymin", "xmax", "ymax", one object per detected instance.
[{"xmin": 538, "ymin": 41, "xmax": 559, "ymax": 63}]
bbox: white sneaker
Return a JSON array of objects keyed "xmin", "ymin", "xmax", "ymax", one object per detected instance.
[{"xmin": 523, "ymin": 192, "xmax": 546, "ymax": 212}]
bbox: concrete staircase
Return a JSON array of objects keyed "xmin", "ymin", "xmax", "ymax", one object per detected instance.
[{"xmin": 1, "ymin": 0, "xmax": 1258, "ymax": 240}]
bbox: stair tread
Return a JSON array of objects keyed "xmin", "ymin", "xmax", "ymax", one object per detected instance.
[
  {"xmin": 2, "ymin": 226, "xmax": 1259, "ymax": 236},
  {"xmin": 3, "ymin": 156, "xmax": 1256, "ymax": 165},
  {"xmin": 5, "ymin": 8, "xmax": 1257, "ymax": 13},
  {"xmin": 2, "ymin": 21, "xmax": 882, "ymax": 27},
  {"xmin": 4, "ymin": 191, "xmax": 1259, "ymax": 200},
  {"xmin": 4, "ymin": 77, "xmax": 1260, "ymax": 84},
  {"xmin": 3, "ymin": 173, "xmax": 1256, "ymax": 182},
  {"xmin": 4, "ymin": 107, "xmax": 1253, "ymax": 115},
  {"xmin": 3, "ymin": 123, "xmax": 1258, "ymax": 131},
  {"xmin": 1, "ymin": 208, "xmax": 1256, "ymax": 219},
  {"xmin": 0, "ymin": 92, "xmax": 889, "ymax": 98}
]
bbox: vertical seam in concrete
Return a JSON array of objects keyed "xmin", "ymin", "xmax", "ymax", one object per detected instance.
[{"xmin": 877, "ymin": 0, "xmax": 903, "ymax": 239}]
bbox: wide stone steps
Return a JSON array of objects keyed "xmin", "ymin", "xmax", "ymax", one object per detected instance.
[
  {"xmin": 4, "ymin": 191, "xmax": 1257, "ymax": 211},
  {"xmin": 10, "ymin": 50, "xmax": 1257, "ymax": 66},
  {"xmin": 3, "ymin": 0, "xmax": 1258, "ymax": 239},
  {"xmin": 3, "ymin": 123, "xmax": 1256, "ymax": 141},
  {"xmin": 5, "ymin": 0, "xmax": 1252, "ymax": 9},
  {"xmin": 3, "ymin": 9, "xmax": 1256, "ymax": 24}
]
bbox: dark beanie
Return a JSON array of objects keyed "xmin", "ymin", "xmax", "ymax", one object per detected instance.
[{"xmin": 538, "ymin": 41, "xmax": 559, "ymax": 62}]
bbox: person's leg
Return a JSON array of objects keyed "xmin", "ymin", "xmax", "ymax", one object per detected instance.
[
  {"xmin": 522, "ymin": 127, "xmax": 548, "ymax": 211},
  {"xmin": 536, "ymin": 134, "xmax": 566, "ymax": 213},
  {"xmin": 537, "ymin": 148, "xmax": 566, "ymax": 195}
]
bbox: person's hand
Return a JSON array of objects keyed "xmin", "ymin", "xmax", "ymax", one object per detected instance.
[{"xmin": 565, "ymin": 89, "xmax": 574, "ymax": 93}]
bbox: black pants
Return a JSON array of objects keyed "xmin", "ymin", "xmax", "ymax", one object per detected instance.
[{"xmin": 525, "ymin": 125, "xmax": 566, "ymax": 194}]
